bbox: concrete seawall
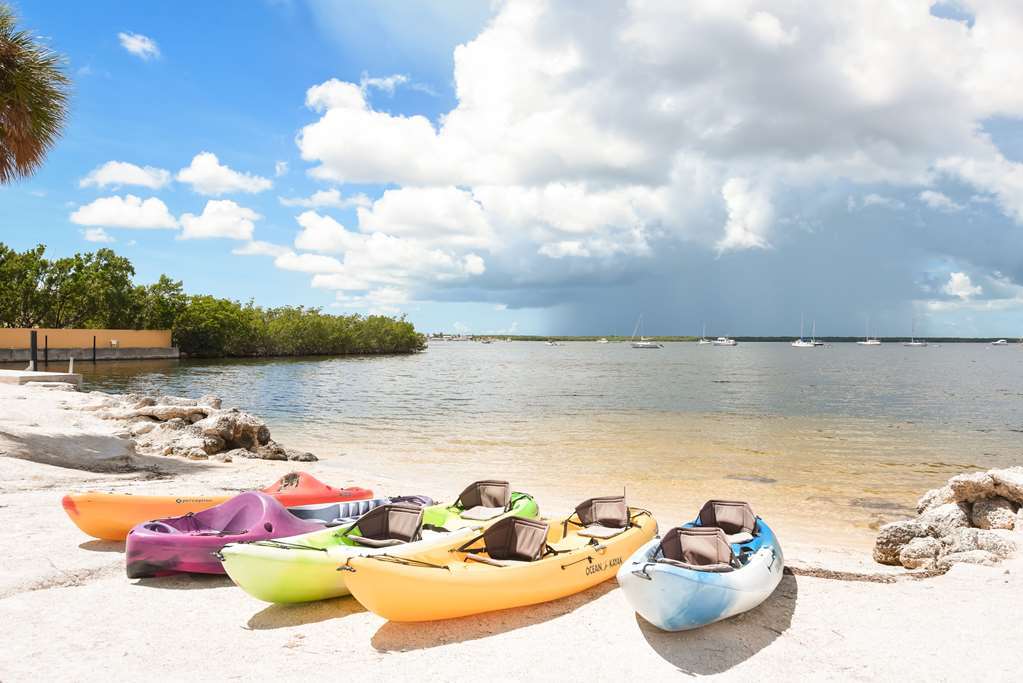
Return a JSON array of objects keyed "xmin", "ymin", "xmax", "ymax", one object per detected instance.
[{"xmin": 0, "ymin": 347, "xmax": 180, "ymax": 362}]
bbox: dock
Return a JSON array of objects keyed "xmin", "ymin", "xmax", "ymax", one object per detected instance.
[{"xmin": 0, "ymin": 369, "xmax": 82, "ymax": 388}]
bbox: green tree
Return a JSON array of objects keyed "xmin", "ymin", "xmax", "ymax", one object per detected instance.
[{"xmin": 0, "ymin": 4, "xmax": 71, "ymax": 184}]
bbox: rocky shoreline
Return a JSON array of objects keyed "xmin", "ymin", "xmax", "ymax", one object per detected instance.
[
  {"xmin": 874, "ymin": 466, "xmax": 1022, "ymax": 569},
  {"xmin": 79, "ymin": 389, "xmax": 317, "ymax": 463}
]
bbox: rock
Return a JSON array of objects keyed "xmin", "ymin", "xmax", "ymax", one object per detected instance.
[
  {"xmin": 947, "ymin": 471, "xmax": 997, "ymax": 502},
  {"xmin": 202, "ymin": 435, "xmax": 226, "ymax": 454},
  {"xmin": 873, "ymin": 519, "xmax": 929, "ymax": 565},
  {"xmin": 129, "ymin": 421, "xmax": 157, "ymax": 436},
  {"xmin": 132, "ymin": 397, "xmax": 157, "ymax": 408},
  {"xmin": 917, "ymin": 485, "xmax": 955, "ymax": 514},
  {"xmin": 918, "ymin": 502, "xmax": 970, "ymax": 537},
  {"xmin": 899, "ymin": 537, "xmax": 942, "ymax": 569},
  {"xmin": 210, "ymin": 452, "xmax": 233, "ymax": 463},
  {"xmin": 286, "ymin": 449, "xmax": 318, "ymax": 462},
  {"xmin": 990, "ymin": 467, "xmax": 1023, "ymax": 504},
  {"xmin": 133, "ymin": 404, "xmax": 209, "ymax": 422},
  {"xmin": 193, "ymin": 410, "xmax": 270, "ymax": 450},
  {"xmin": 158, "ymin": 395, "xmax": 198, "ymax": 407},
  {"xmin": 938, "ymin": 550, "xmax": 999, "ymax": 568},
  {"xmin": 198, "ymin": 394, "xmax": 222, "ymax": 410},
  {"xmin": 971, "ymin": 497, "xmax": 1017, "ymax": 530},
  {"xmin": 1016, "ymin": 508, "xmax": 1023, "ymax": 531},
  {"xmin": 180, "ymin": 447, "xmax": 209, "ymax": 460},
  {"xmin": 252, "ymin": 439, "xmax": 288, "ymax": 461},
  {"xmin": 219, "ymin": 448, "xmax": 253, "ymax": 461},
  {"xmin": 164, "ymin": 418, "xmax": 187, "ymax": 429},
  {"xmin": 941, "ymin": 527, "xmax": 1017, "ymax": 559}
]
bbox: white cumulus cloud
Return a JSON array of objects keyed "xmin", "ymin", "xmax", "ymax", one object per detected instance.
[
  {"xmin": 943, "ymin": 272, "xmax": 982, "ymax": 300},
  {"xmin": 69, "ymin": 195, "xmax": 178, "ymax": 229},
  {"xmin": 118, "ymin": 32, "xmax": 160, "ymax": 60},
  {"xmin": 177, "ymin": 152, "xmax": 272, "ymax": 196},
  {"xmin": 179, "ymin": 200, "xmax": 261, "ymax": 240},
  {"xmin": 80, "ymin": 161, "xmax": 171, "ymax": 190},
  {"xmin": 81, "ymin": 227, "xmax": 115, "ymax": 243},
  {"xmin": 919, "ymin": 190, "xmax": 964, "ymax": 212},
  {"xmin": 279, "ymin": 188, "xmax": 371, "ymax": 209}
]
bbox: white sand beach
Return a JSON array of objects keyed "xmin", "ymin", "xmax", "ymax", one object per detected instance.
[{"xmin": 1, "ymin": 381, "xmax": 1021, "ymax": 681}]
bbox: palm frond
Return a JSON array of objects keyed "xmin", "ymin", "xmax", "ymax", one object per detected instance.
[{"xmin": 0, "ymin": 3, "xmax": 71, "ymax": 184}]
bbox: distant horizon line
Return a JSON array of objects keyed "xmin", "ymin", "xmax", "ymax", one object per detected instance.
[{"xmin": 428, "ymin": 334, "xmax": 1021, "ymax": 343}]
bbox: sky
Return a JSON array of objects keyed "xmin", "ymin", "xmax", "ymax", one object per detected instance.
[{"xmin": 2, "ymin": 0, "xmax": 1023, "ymax": 338}]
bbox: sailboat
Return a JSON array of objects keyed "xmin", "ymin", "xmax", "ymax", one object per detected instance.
[
  {"xmin": 904, "ymin": 318, "xmax": 928, "ymax": 347},
  {"xmin": 631, "ymin": 314, "xmax": 663, "ymax": 349},
  {"xmin": 791, "ymin": 314, "xmax": 815, "ymax": 348},
  {"xmin": 857, "ymin": 316, "xmax": 881, "ymax": 345},
  {"xmin": 811, "ymin": 320, "xmax": 826, "ymax": 346},
  {"xmin": 697, "ymin": 323, "xmax": 712, "ymax": 345}
]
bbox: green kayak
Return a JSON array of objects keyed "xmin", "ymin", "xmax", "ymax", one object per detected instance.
[{"xmin": 220, "ymin": 480, "xmax": 539, "ymax": 603}]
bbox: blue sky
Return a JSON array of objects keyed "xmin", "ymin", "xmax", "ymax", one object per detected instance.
[{"xmin": 2, "ymin": 1, "xmax": 1022, "ymax": 337}]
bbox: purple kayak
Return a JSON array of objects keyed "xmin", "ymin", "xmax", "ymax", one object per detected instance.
[
  {"xmin": 125, "ymin": 491, "xmax": 331, "ymax": 579},
  {"xmin": 125, "ymin": 492, "xmax": 432, "ymax": 578}
]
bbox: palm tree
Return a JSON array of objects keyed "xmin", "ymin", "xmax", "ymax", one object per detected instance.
[{"xmin": 0, "ymin": 4, "xmax": 70, "ymax": 184}]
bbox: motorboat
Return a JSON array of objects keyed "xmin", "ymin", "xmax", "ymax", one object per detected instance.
[{"xmin": 712, "ymin": 337, "xmax": 737, "ymax": 346}]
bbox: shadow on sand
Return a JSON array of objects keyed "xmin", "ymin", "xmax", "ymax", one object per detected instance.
[
  {"xmin": 636, "ymin": 571, "xmax": 799, "ymax": 675},
  {"xmin": 132, "ymin": 574, "xmax": 234, "ymax": 590},
  {"xmin": 371, "ymin": 581, "xmax": 616, "ymax": 652},
  {"xmin": 78, "ymin": 539, "xmax": 125, "ymax": 553},
  {"xmin": 246, "ymin": 596, "xmax": 366, "ymax": 630}
]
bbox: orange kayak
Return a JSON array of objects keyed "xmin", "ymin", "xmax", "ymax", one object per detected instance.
[{"xmin": 61, "ymin": 472, "xmax": 373, "ymax": 541}]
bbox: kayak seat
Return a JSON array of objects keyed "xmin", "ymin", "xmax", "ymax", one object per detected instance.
[
  {"xmin": 578, "ymin": 524, "xmax": 626, "ymax": 539},
  {"xmin": 575, "ymin": 495, "xmax": 629, "ymax": 529},
  {"xmin": 697, "ymin": 500, "xmax": 757, "ymax": 536},
  {"xmin": 459, "ymin": 516, "xmax": 550, "ymax": 564},
  {"xmin": 460, "ymin": 505, "xmax": 506, "ymax": 521},
  {"xmin": 345, "ymin": 503, "xmax": 424, "ymax": 548},
  {"xmin": 456, "ymin": 480, "xmax": 511, "ymax": 510},
  {"xmin": 657, "ymin": 526, "xmax": 736, "ymax": 573},
  {"xmin": 725, "ymin": 531, "xmax": 754, "ymax": 545}
]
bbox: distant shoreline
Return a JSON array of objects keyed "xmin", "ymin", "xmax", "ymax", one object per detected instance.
[{"xmin": 436, "ymin": 335, "xmax": 1021, "ymax": 343}]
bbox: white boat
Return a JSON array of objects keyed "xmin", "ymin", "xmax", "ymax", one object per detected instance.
[
  {"xmin": 904, "ymin": 318, "xmax": 927, "ymax": 347},
  {"xmin": 791, "ymin": 314, "xmax": 815, "ymax": 348},
  {"xmin": 597, "ymin": 338, "xmax": 609, "ymax": 344},
  {"xmin": 697, "ymin": 323, "xmax": 712, "ymax": 345},
  {"xmin": 631, "ymin": 315, "xmax": 663, "ymax": 349},
  {"xmin": 712, "ymin": 336, "xmax": 737, "ymax": 346},
  {"xmin": 857, "ymin": 316, "xmax": 881, "ymax": 345},
  {"xmin": 991, "ymin": 339, "xmax": 1008, "ymax": 346},
  {"xmin": 545, "ymin": 340, "xmax": 561, "ymax": 346}
]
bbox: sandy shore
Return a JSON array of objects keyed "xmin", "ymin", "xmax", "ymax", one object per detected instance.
[{"xmin": 1, "ymin": 382, "xmax": 1021, "ymax": 680}]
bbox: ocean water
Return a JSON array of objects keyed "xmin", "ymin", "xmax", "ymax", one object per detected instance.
[{"xmin": 39, "ymin": 341, "xmax": 1023, "ymax": 548}]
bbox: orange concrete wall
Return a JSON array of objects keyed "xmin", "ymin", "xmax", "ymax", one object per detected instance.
[{"xmin": 0, "ymin": 328, "xmax": 172, "ymax": 349}]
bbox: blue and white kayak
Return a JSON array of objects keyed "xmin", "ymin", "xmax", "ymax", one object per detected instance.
[{"xmin": 617, "ymin": 501, "xmax": 784, "ymax": 631}]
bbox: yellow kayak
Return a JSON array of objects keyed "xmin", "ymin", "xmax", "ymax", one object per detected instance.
[{"xmin": 344, "ymin": 498, "xmax": 657, "ymax": 622}]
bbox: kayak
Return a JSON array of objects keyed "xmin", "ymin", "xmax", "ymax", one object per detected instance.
[
  {"xmin": 343, "ymin": 497, "xmax": 657, "ymax": 621},
  {"xmin": 221, "ymin": 480, "xmax": 539, "ymax": 603},
  {"xmin": 617, "ymin": 500, "xmax": 784, "ymax": 631},
  {"xmin": 124, "ymin": 492, "xmax": 420, "ymax": 578},
  {"xmin": 62, "ymin": 471, "xmax": 373, "ymax": 541}
]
